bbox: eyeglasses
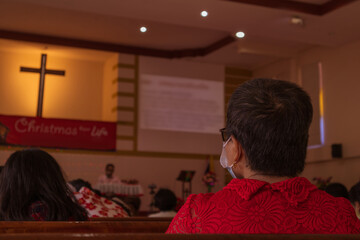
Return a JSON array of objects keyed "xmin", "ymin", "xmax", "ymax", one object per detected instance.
[{"xmin": 219, "ymin": 128, "xmax": 230, "ymax": 142}]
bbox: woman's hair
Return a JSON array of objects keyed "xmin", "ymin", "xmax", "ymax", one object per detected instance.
[
  {"xmin": 69, "ymin": 179, "xmax": 93, "ymax": 192},
  {"xmin": 154, "ymin": 188, "xmax": 177, "ymax": 211},
  {"xmin": 226, "ymin": 78, "xmax": 313, "ymax": 177},
  {"xmin": 0, "ymin": 149, "xmax": 88, "ymax": 220},
  {"xmin": 69, "ymin": 178, "xmax": 102, "ymax": 196},
  {"xmin": 349, "ymin": 182, "xmax": 360, "ymax": 204},
  {"xmin": 325, "ymin": 183, "xmax": 349, "ymax": 200}
]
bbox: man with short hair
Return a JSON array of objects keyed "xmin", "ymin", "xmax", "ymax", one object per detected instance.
[
  {"xmin": 97, "ymin": 163, "xmax": 121, "ymax": 184},
  {"xmin": 167, "ymin": 78, "xmax": 360, "ymax": 234}
]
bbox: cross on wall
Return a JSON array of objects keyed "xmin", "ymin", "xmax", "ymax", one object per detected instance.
[{"xmin": 20, "ymin": 54, "xmax": 65, "ymax": 117}]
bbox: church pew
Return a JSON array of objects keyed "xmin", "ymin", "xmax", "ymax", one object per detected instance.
[
  {"xmin": 90, "ymin": 217, "xmax": 173, "ymax": 222},
  {"xmin": 0, "ymin": 233, "xmax": 359, "ymax": 240},
  {"xmin": 0, "ymin": 221, "xmax": 170, "ymax": 233}
]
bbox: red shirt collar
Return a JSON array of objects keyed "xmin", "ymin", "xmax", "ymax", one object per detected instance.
[{"xmin": 224, "ymin": 177, "xmax": 317, "ymax": 206}]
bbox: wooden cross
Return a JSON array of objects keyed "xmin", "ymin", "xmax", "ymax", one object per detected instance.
[{"xmin": 20, "ymin": 54, "xmax": 65, "ymax": 117}]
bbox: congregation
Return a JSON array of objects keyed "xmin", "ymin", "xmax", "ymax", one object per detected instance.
[{"xmin": 1, "ymin": 1, "xmax": 360, "ymax": 239}]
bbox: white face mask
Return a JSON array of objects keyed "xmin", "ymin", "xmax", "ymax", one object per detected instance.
[{"xmin": 220, "ymin": 137, "xmax": 237, "ymax": 179}]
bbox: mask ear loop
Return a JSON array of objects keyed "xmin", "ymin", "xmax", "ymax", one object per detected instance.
[
  {"xmin": 230, "ymin": 138, "xmax": 242, "ymax": 170},
  {"xmin": 229, "ymin": 137, "xmax": 241, "ymax": 169},
  {"xmin": 222, "ymin": 137, "xmax": 231, "ymax": 147},
  {"xmin": 221, "ymin": 136, "xmax": 238, "ymax": 179}
]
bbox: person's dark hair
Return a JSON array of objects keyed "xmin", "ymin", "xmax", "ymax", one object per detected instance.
[
  {"xmin": 325, "ymin": 183, "xmax": 349, "ymax": 200},
  {"xmin": 120, "ymin": 196, "xmax": 141, "ymax": 216},
  {"xmin": 0, "ymin": 149, "xmax": 88, "ymax": 221},
  {"xmin": 226, "ymin": 78, "xmax": 313, "ymax": 177},
  {"xmin": 69, "ymin": 179, "xmax": 92, "ymax": 192},
  {"xmin": 154, "ymin": 188, "xmax": 177, "ymax": 211},
  {"xmin": 349, "ymin": 182, "xmax": 360, "ymax": 204},
  {"xmin": 69, "ymin": 178, "xmax": 102, "ymax": 196},
  {"xmin": 106, "ymin": 163, "xmax": 114, "ymax": 169}
]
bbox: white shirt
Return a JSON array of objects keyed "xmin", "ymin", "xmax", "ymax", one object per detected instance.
[
  {"xmin": 148, "ymin": 211, "xmax": 177, "ymax": 218},
  {"xmin": 97, "ymin": 174, "xmax": 121, "ymax": 184}
]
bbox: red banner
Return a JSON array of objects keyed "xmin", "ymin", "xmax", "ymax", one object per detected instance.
[{"xmin": 0, "ymin": 115, "xmax": 116, "ymax": 151}]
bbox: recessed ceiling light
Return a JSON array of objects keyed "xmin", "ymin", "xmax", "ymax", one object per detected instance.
[
  {"xmin": 291, "ymin": 16, "xmax": 304, "ymax": 26},
  {"xmin": 235, "ymin": 31, "xmax": 245, "ymax": 38},
  {"xmin": 140, "ymin": 26, "xmax": 147, "ymax": 33},
  {"xmin": 201, "ymin": 10, "xmax": 208, "ymax": 17}
]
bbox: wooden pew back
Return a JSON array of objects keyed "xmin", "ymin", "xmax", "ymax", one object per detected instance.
[
  {"xmin": 0, "ymin": 233, "xmax": 359, "ymax": 240},
  {"xmin": 0, "ymin": 221, "xmax": 170, "ymax": 233},
  {"xmin": 89, "ymin": 217, "xmax": 173, "ymax": 222}
]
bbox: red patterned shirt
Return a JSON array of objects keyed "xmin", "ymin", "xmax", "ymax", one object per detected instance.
[
  {"xmin": 166, "ymin": 177, "xmax": 360, "ymax": 234},
  {"xmin": 74, "ymin": 187, "xmax": 129, "ymax": 218},
  {"xmin": 29, "ymin": 201, "xmax": 48, "ymax": 221}
]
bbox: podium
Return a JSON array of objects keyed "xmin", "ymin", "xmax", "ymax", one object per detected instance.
[
  {"xmin": 177, "ymin": 170, "xmax": 195, "ymax": 200},
  {"xmin": 94, "ymin": 182, "xmax": 143, "ymax": 197}
]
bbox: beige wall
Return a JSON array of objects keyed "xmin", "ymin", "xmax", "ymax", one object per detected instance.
[
  {"xmin": 302, "ymin": 157, "xmax": 360, "ymax": 190},
  {"xmin": 254, "ymin": 39, "xmax": 360, "ymax": 189}
]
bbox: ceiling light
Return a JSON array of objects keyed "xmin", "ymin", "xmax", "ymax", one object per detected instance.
[
  {"xmin": 201, "ymin": 11, "xmax": 208, "ymax": 17},
  {"xmin": 291, "ymin": 16, "xmax": 304, "ymax": 26},
  {"xmin": 235, "ymin": 31, "xmax": 245, "ymax": 38},
  {"xmin": 140, "ymin": 27, "xmax": 147, "ymax": 33}
]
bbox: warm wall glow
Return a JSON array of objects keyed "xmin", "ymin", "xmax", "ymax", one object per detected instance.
[
  {"xmin": 307, "ymin": 62, "xmax": 325, "ymax": 149},
  {"xmin": 41, "ymin": 54, "xmax": 104, "ymax": 120},
  {"xmin": 318, "ymin": 62, "xmax": 325, "ymax": 145},
  {"xmin": 0, "ymin": 52, "xmax": 40, "ymax": 116},
  {"xmin": 0, "ymin": 45, "xmax": 107, "ymax": 121}
]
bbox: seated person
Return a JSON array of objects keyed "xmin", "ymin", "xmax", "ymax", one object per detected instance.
[
  {"xmin": 325, "ymin": 182, "xmax": 350, "ymax": 200},
  {"xmin": 0, "ymin": 149, "xmax": 87, "ymax": 221},
  {"xmin": 96, "ymin": 163, "xmax": 121, "ymax": 198},
  {"xmin": 112, "ymin": 195, "xmax": 141, "ymax": 217},
  {"xmin": 97, "ymin": 163, "xmax": 120, "ymax": 184},
  {"xmin": 149, "ymin": 188, "xmax": 177, "ymax": 218},
  {"xmin": 69, "ymin": 179, "xmax": 129, "ymax": 218},
  {"xmin": 167, "ymin": 78, "xmax": 360, "ymax": 234},
  {"xmin": 70, "ymin": 179, "xmax": 102, "ymax": 196},
  {"xmin": 349, "ymin": 181, "xmax": 360, "ymax": 219}
]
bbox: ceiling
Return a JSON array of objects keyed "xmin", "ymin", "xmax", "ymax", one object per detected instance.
[{"xmin": 0, "ymin": 0, "xmax": 359, "ymax": 70}]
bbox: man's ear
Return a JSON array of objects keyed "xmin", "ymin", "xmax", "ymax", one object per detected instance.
[
  {"xmin": 227, "ymin": 136, "xmax": 241, "ymax": 165},
  {"xmin": 229, "ymin": 136, "xmax": 247, "ymax": 166},
  {"xmin": 355, "ymin": 201, "xmax": 360, "ymax": 213}
]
